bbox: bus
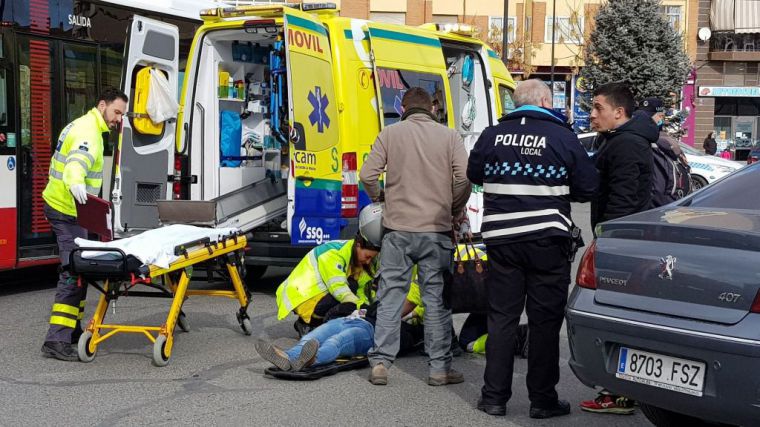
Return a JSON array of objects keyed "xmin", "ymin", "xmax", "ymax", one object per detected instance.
[{"xmin": 0, "ymin": 0, "xmax": 220, "ymax": 272}]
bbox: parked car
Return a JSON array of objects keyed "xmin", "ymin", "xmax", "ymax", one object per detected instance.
[
  {"xmin": 747, "ymin": 142, "xmax": 760, "ymax": 165},
  {"xmin": 678, "ymin": 142, "xmax": 743, "ymax": 190},
  {"xmin": 566, "ymin": 163, "xmax": 760, "ymax": 426}
]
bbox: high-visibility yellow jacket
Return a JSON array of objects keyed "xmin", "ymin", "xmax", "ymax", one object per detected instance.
[
  {"xmin": 276, "ymin": 240, "xmax": 372, "ymax": 321},
  {"xmin": 42, "ymin": 108, "xmax": 110, "ymax": 216}
]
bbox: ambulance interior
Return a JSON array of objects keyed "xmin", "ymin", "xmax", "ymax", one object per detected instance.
[
  {"xmin": 189, "ymin": 27, "xmax": 290, "ymax": 201},
  {"xmin": 442, "ymin": 43, "xmax": 492, "ymax": 149}
]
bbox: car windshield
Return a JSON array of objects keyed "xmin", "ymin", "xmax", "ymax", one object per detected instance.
[
  {"xmin": 679, "ymin": 143, "xmax": 704, "ymax": 156},
  {"xmin": 686, "ymin": 163, "xmax": 760, "ymax": 210}
]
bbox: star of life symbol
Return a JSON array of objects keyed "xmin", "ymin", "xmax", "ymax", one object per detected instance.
[
  {"xmin": 658, "ymin": 255, "xmax": 677, "ymax": 280},
  {"xmin": 299, "ymin": 217, "xmax": 308, "ymax": 237},
  {"xmin": 308, "ymin": 86, "xmax": 330, "ymax": 133}
]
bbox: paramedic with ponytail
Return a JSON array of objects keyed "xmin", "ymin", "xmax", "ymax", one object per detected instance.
[
  {"xmin": 275, "ymin": 204, "xmax": 384, "ymax": 336},
  {"xmin": 41, "ymin": 88, "xmax": 128, "ymax": 361}
]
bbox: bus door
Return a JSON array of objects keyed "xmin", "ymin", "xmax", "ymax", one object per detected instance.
[
  {"xmin": 283, "ymin": 8, "xmax": 341, "ymax": 245},
  {"xmin": 0, "ymin": 29, "xmax": 18, "ymax": 269},
  {"xmin": 113, "ymin": 16, "xmax": 179, "ymax": 235}
]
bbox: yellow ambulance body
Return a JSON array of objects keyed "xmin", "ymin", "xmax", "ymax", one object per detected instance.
[{"xmin": 115, "ymin": 3, "xmax": 515, "ymax": 246}]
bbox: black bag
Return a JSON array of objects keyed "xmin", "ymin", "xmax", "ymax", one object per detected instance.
[
  {"xmin": 651, "ymin": 138, "xmax": 692, "ymax": 207},
  {"xmin": 443, "ymin": 239, "xmax": 489, "ymax": 314}
]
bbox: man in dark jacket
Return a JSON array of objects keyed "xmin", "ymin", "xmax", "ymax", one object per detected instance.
[
  {"xmin": 589, "ymin": 83, "xmax": 659, "ymax": 230},
  {"xmin": 468, "ymin": 79, "xmax": 598, "ymax": 419}
]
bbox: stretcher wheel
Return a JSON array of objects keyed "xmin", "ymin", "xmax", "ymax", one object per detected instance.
[
  {"xmin": 152, "ymin": 335, "xmax": 170, "ymax": 367},
  {"xmin": 240, "ymin": 318, "xmax": 253, "ymax": 335},
  {"xmin": 178, "ymin": 312, "xmax": 190, "ymax": 332},
  {"xmin": 77, "ymin": 331, "xmax": 96, "ymax": 363}
]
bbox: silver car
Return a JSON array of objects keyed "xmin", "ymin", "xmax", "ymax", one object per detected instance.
[{"xmin": 566, "ymin": 163, "xmax": 760, "ymax": 426}]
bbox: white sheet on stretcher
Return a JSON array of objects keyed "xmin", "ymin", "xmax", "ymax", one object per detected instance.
[{"xmin": 74, "ymin": 224, "xmax": 240, "ymax": 269}]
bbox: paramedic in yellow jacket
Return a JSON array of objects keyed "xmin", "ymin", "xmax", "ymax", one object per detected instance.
[
  {"xmin": 40, "ymin": 88, "xmax": 128, "ymax": 361},
  {"xmin": 277, "ymin": 204, "xmax": 384, "ymax": 336}
]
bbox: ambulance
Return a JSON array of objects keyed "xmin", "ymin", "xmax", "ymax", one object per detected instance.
[{"xmin": 114, "ymin": 3, "xmax": 516, "ymax": 278}]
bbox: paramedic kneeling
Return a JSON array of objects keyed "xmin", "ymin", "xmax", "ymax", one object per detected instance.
[
  {"xmin": 41, "ymin": 88, "xmax": 128, "ymax": 361},
  {"xmin": 467, "ymin": 79, "xmax": 598, "ymax": 418},
  {"xmin": 275, "ymin": 205, "xmax": 384, "ymax": 335}
]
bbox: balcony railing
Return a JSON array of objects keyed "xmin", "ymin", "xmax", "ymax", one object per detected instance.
[{"xmin": 709, "ymin": 32, "xmax": 760, "ymax": 60}]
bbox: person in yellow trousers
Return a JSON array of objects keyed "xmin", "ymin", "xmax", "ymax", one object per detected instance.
[
  {"xmin": 276, "ymin": 204, "xmax": 384, "ymax": 336},
  {"xmin": 41, "ymin": 88, "xmax": 128, "ymax": 361}
]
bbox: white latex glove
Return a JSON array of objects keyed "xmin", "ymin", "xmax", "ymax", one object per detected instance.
[{"xmin": 70, "ymin": 183, "xmax": 88, "ymax": 205}]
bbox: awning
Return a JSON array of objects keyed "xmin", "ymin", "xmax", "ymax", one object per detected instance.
[
  {"xmin": 711, "ymin": 0, "xmax": 760, "ymax": 33},
  {"xmin": 735, "ymin": 0, "xmax": 760, "ymax": 33}
]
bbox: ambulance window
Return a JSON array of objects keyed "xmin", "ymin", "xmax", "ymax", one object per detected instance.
[
  {"xmin": 376, "ymin": 68, "xmax": 447, "ymax": 126},
  {"xmin": 499, "ymin": 84, "xmax": 516, "ymax": 116}
]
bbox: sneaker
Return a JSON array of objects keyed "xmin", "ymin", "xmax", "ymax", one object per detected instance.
[
  {"xmin": 293, "ymin": 319, "xmax": 312, "ymax": 338},
  {"xmin": 529, "ymin": 399, "xmax": 571, "ymax": 419},
  {"xmin": 41, "ymin": 341, "xmax": 79, "ymax": 362},
  {"xmin": 579, "ymin": 394, "xmax": 635, "ymax": 415},
  {"xmin": 255, "ymin": 339, "xmax": 292, "ymax": 371},
  {"xmin": 291, "ymin": 339, "xmax": 319, "ymax": 371},
  {"xmin": 428, "ymin": 368, "xmax": 464, "ymax": 386},
  {"xmin": 368, "ymin": 364, "xmax": 388, "ymax": 385}
]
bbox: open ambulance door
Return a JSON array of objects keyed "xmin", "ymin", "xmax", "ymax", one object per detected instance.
[
  {"xmin": 112, "ymin": 16, "xmax": 179, "ymax": 235},
  {"xmin": 486, "ymin": 48, "xmax": 516, "ymax": 117},
  {"xmin": 283, "ymin": 9, "xmax": 341, "ymax": 245}
]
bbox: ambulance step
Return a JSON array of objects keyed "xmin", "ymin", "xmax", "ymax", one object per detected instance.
[{"xmin": 157, "ymin": 179, "xmax": 287, "ymax": 232}]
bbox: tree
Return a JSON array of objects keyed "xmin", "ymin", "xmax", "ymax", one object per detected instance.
[{"xmin": 580, "ymin": 0, "xmax": 689, "ymax": 104}]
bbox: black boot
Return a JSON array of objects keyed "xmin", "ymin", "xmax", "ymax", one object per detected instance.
[{"xmin": 41, "ymin": 341, "xmax": 79, "ymax": 362}]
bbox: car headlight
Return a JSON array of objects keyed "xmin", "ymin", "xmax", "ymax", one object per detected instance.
[{"xmin": 714, "ymin": 165, "xmax": 737, "ymax": 174}]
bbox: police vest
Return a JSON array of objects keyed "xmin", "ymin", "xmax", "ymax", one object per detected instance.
[
  {"xmin": 42, "ymin": 108, "xmax": 109, "ymax": 217},
  {"xmin": 275, "ymin": 240, "xmax": 373, "ymax": 320}
]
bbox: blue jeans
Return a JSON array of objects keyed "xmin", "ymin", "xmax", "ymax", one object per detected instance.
[{"xmin": 286, "ymin": 317, "xmax": 374, "ymax": 366}]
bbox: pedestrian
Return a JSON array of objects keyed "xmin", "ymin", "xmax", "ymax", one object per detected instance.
[
  {"xmin": 579, "ymin": 83, "xmax": 658, "ymax": 414},
  {"xmin": 41, "ymin": 88, "xmax": 128, "ymax": 361},
  {"xmin": 360, "ymin": 87, "xmax": 470, "ymax": 386},
  {"xmin": 637, "ymin": 97, "xmax": 692, "ymax": 207},
  {"xmin": 703, "ymin": 131, "xmax": 717, "ymax": 155},
  {"xmin": 467, "ymin": 79, "xmax": 598, "ymax": 419},
  {"xmin": 589, "ymin": 82, "xmax": 659, "ymax": 231}
]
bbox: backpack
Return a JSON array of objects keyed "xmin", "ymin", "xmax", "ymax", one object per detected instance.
[{"xmin": 650, "ymin": 137, "xmax": 692, "ymax": 208}]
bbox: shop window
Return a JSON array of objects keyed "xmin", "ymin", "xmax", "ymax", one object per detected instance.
[
  {"xmin": 713, "ymin": 116, "xmax": 732, "ymax": 150},
  {"xmin": 737, "ymin": 98, "xmax": 760, "ymax": 116},
  {"xmin": 714, "ymin": 98, "xmax": 737, "ymax": 116}
]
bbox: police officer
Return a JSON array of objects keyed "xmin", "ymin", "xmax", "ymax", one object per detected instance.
[
  {"xmin": 467, "ymin": 79, "xmax": 598, "ymax": 418},
  {"xmin": 41, "ymin": 88, "xmax": 128, "ymax": 361}
]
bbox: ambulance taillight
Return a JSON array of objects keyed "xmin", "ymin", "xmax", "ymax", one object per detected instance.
[
  {"xmin": 341, "ymin": 153, "xmax": 358, "ymax": 218},
  {"xmin": 172, "ymin": 156, "xmax": 182, "ymax": 200}
]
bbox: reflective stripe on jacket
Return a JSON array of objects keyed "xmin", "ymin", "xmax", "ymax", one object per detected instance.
[
  {"xmin": 42, "ymin": 108, "xmax": 109, "ymax": 216},
  {"xmin": 275, "ymin": 240, "xmax": 372, "ymax": 320}
]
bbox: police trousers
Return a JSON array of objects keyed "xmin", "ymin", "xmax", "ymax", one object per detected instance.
[
  {"xmin": 480, "ymin": 237, "xmax": 571, "ymax": 408},
  {"xmin": 43, "ymin": 203, "xmax": 88, "ymax": 343}
]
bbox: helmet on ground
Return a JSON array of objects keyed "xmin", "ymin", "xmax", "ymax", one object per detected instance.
[{"xmin": 358, "ymin": 202, "xmax": 384, "ymax": 249}]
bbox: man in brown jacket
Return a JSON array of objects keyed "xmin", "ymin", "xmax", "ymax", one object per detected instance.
[{"xmin": 360, "ymin": 87, "xmax": 470, "ymax": 386}]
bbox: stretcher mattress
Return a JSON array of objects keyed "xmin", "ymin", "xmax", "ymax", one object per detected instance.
[{"xmin": 74, "ymin": 224, "xmax": 239, "ymax": 269}]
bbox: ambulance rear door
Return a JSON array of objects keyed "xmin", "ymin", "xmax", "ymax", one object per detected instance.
[
  {"xmin": 113, "ymin": 16, "xmax": 179, "ymax": 235},
  {"xmin": 283, "ymin": 8, "xmax": 341, "ymax": 245},
  {"xmin": 364, "ymin": 23, "xmax": 449, "ymax": 128}
]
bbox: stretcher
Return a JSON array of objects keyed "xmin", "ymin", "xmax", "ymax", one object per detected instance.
[
  {"xmin": 264, "ymin": 356, "xmax": 368, "ymax": 381},
  {"xmin": 70, "ymin": 231, "xmax": 252, "ymax": 367}
]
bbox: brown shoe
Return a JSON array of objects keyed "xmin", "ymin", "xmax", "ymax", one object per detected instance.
[
  {"xmin": 255, "ymin": 339, "xmax": 291, "ymax": 371},
  {"xmin": 291, "ymin": 339, "xmax": 319, "ymax": 371},
  {"xmin": 428, "ymin": 368, "xmax": 464, "ymax": 386},
  {"xmin": 369, "ymin": 364, "xmax": 388, "ymax": 385}
]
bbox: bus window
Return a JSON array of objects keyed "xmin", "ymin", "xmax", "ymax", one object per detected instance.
[
  {"xmin": 376, "ymin": 68, "xmax": 448, "ymax": 127},
  {"xmin": 499, "ymin": 83, "xmax": 516, "ymax": 115},
  {"xmin": 0, "ymin": 68, "xmax": 9, "ymax": 152}
]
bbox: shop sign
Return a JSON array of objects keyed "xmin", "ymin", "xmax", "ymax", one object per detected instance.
[{"xmin": 698, "ymin": 86, "xmax": 760, "ymax": 97}]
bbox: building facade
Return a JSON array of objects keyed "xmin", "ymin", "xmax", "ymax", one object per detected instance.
[{"xmin": 693, "ymin": 0, "xmax": 760, "ymax": 158}]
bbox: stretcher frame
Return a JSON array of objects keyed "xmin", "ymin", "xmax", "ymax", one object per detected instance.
[{"xmin": 71, "ymin": 234, "xmax": 252, "ymax": 366}]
